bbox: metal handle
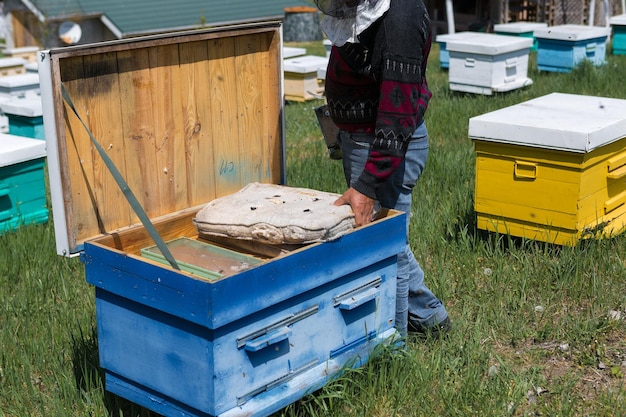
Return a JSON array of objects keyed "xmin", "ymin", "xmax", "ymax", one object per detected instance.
[
  {"xmin": 334, "ymin": 276, "xmax": 382, "ymax": 311},
  {"xmin": 514, "ymin": 160, "xmax": 537, "ymax": 180},
  {"xmin": 243, "ymin": 327, "xmax": 292, "ymax": 352},
  {"xmin": 237, "ymin": 305, "xmax": 318, "ymax": 351},
  {"xmin": 336, "ymin": 287, "xmax": 380, "ymax": 311}
]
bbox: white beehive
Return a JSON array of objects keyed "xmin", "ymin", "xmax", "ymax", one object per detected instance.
[
  {"xmin": 435, "ymin": 31, "xmax": 484, "ymax": 69},
  {"xmin": 283, "ymin": 55, "xmax": 328, "ymax": 101},
  {"xmin": 446, "ymin": 33, "xmax": 533, "ymax": 95}
]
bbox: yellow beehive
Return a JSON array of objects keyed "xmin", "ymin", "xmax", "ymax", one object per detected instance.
[{"xmin": 469, "ymin": 93, "xmax": 626, "ymax": 246}]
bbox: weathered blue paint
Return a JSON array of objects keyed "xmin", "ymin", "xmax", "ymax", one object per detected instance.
[
  {"xmin": 85, "ymin": 211, "xmax": 406, "ymax": 416},
  {"xmin": 537, "ymin": 36, "xmax": 608, "ymax": 72},
  {"xmin": 83, "ymin": 211, "xmax": 405, "ymax": 329},
  {"xmin": 105, "ymin": 327, "xmax": 397, "ymax": 417}
]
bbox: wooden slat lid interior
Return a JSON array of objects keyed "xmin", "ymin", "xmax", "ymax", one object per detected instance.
[{"xmin": 42, "ymin": 23, "xmax": 284, "ymax": 255}]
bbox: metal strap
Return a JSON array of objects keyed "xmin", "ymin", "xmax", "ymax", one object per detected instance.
[{"xmin": 61, "ymin": 83, "xmax": 180, "ymax": 270}]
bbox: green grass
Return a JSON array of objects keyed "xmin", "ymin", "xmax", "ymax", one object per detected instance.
[{"xmin": 1, "ymin": 42, "xmax": 625, "ymax": 416}]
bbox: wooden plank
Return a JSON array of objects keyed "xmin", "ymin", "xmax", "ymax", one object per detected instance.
[
  {"xmin": 148, "ymin": 44, "xmax": 188, "ymax": 213},
  {"xmin": 474, "ymin": 160, "xmax": 580, "ymax": 222},
  {"xmin": 208, "ymin": 36, "xmax": 241, "ymax": 195},
  {"xmin": 266, "ymin": 31, "xmax": 284, "ymax": 183},
  {"xmin": 475, "ymin": 154, "xmax": 581, "ymax": 183},
  {"xmin": 117, "ymin": 48, "xmax": 161, "ymax": 218},
  {"xmin": 59, "ymin": 55, "xmax": 105, "ymax": 243},
  {"xmin": 254, "ymin": 31, "xmax": 283, "ymax": 184},
  {"xmin": 232, "ymin": 31, "xmax": 283, "ymax": 186},
  {"xmin": 10, "ymin": 11, "xmax": 40, "ymax": 49},
  {"xmin": 235, "ymin": 33, "xmax": 267, "ymax": 185},
  {"xmin": 476, "ymin": 213, "xmax": 577, "ymax": 245},
  {"xmin": 474, "ymin": 141, "xmax": 583, "ymax": 167},
  {"xmin": 93, "ymin": 206, "xmax": 201, "ymax": 255},
  {"xmin": 178, "ymin": 40, "xmax": 216, "ymax": 206},
  {"xmin": 579, "ymin": 143, "xmax": 626, "ymax": 200},
  {"xmin": 83, "ymin": 51, "xmax": 133, "ymax": 232}
]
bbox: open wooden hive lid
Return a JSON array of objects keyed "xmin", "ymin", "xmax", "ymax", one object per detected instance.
[{"xmin": 39, "ymin": 22, "xmax": 285, "ymax": 256}]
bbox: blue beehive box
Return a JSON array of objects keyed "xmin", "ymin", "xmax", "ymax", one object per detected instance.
[
  {"xmin": 535, "ymin": 24, "xmax": 610, "ymax": 72},
  {"xmin": 610, "ymin": 14, "xmax": 626, "ymax": 55},
  {"xmin": 0, "ymin": 133, "xmax": 48, "ymax": 234},
  {"xmin": 494, "ymin": 21, "xmax": 548, "ymax": 51},
  {"xmin": 40, "ymin": 23, "xmax": 405, "ymax": 417},
  {"xmin": 1, "ymin": 97, "xmax": 44, "ymax": 140}
]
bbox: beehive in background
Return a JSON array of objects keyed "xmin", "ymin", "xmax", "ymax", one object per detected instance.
[
  {"xmin": 1, "ymin": 97, "xmax": 44, "ymax": 140},
  {"xmin": 610, "ymin": 14, "xmax": 626, "ymax": 55},
  {"xmin": 446, "ymin": 32, "xmax": 533, "ymax": 95},
  {"xmin": 0, "ymin": 133, "xmax": 48, "ymax": 234},
  {"xmin": 283, "ymin": 54, "xmax": 328, "ymax": 101},
  {"xmin": 470, "ymin": 93, "xmax": 626, "ymax": 246},
  {"xmin": 435, "ymin": 31, "xmax": 481, "ymax": 69},
  {"xmin": 535, "ymin": 24, "xmax": 610, "ymax": 72},
  {"xmin": 494, "ymin": 21, "xmax": 548, "ymax": 51}
]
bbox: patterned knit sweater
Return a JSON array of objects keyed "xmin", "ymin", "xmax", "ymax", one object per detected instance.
[{"xmin": 324, "ymin": 0, "xmax": 432, "ymax": 199}]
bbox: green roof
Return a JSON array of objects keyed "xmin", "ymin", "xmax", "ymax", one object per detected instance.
[{"xmin": 26, "ymin": 0, "xmax": 313, "ymax": 36}]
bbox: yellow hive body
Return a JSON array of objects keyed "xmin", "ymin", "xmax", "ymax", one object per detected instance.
[{"xmin": 469, "ymin": 93, "xmax": 626, "ymax": 246}]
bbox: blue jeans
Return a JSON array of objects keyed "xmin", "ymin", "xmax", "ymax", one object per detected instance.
[{"xmin": 338, "ymin": 123, "xmax": 449, "ymax": 335}]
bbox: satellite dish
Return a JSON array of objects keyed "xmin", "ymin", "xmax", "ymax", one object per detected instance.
[{"xmin": 58, "ymin": 21, "xmax": 82, "ymax": 45}]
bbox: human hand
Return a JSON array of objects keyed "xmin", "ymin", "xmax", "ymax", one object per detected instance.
[{"xmin": 334, "ymin": 187, "xmax": 375, "ymax": 227}]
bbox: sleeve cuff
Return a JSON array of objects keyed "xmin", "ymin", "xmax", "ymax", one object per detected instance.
[{"xmin": 352, "ymin": 174, "xmax": 379, "ymax": 200}]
